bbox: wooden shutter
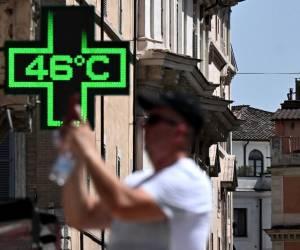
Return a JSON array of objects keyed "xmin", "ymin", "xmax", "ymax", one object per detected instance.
[
  {"xmin": 0, "ymin": 135, "xmax": 10, "ymax": 201},
  {"xmin": 103, "ymin": 0, "xmax": 107, "ymax": 16}
]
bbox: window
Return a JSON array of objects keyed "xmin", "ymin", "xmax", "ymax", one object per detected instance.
[
  {"xmin": 227, "ymin": 194, "xmax": 231, "ymax": 219},
  {"xmin": 116, "ymin": 156, "xmax": 121, "ymax": 178},
  {"xmin": 226, "ymin": 12, "xmax": 230, "ymax": 55},
  {"xmin": 102, "ymin": 0, "xmax": 107, "ymax": 17},
  {"xmin": 116, "ymin": 147, "xmax": 121, "ymax": 178},
  {"xmin": 169, "ymin": 0, "xmax": 172, "ymax": 49},
  {"xmin": 192, "ymin": 0, "xmax": 197, "ymax": 58},
  {"xmin": 220, "ymin": 14, "xmax": 224, "ymax": 40},
  {"xmin": 291, "ymin": 122, "xmax": 295, "ymax": 130},
  {"xmin": 215, "ymin": 15, "xmax": 219, "ymax": 40},
  {"xmin": 199, "ymin": 5, "xmax": 204, "ymax": 70},
  {"xmin": 183, "ymin": 0, "xmax": 186, "ymax": 53},
  {"xmin": 150, "ymin": 0, "xmax": 154, "ymax": 38},
  {"xmin": 234, "ymin": 208, "xmax": 247, "ymax": 237},
  {"xmin": 102, "ymin": 138, "xmax": 106, "ymax": 161},
  {"xmin": 0, "ymin": 134, "xmax": 12, "ymax": 201},
  {"xmin": 161, "ymin": 0, "xmax": 164, "ymax": 38},
  {"xmin": 248, "ymin": 149, "xmax": 264, "ymax": 176},
  {"xmin": 176, "ymin": 0, "xmax": 179, "ymax": 52},
  {"xmin": 118, "ymin": 0, "xmax": 123, "ymax": 34}
]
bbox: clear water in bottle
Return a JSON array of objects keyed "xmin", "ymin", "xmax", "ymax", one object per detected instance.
[
  {"xmin": 49, "ymin": 153, "xmax": 75, "ymax": 186},
  {"xmin": 49, "ymin": 131, "xmax": 76, "ymax": 186}
]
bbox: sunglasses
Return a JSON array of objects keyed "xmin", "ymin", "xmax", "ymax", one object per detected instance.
[{"xmin": 144, "ymin": 114, "xmax": 179, "ymax": 126}]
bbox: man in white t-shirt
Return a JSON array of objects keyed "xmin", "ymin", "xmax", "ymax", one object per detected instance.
[{"xmin": 62, "ymin": 90, "xmax": 212, "ymax": 250}]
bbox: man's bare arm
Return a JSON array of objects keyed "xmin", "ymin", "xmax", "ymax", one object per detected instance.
[
  {"xmin": 67, "ymin": 125, "xmax": 166, "ymax": 222},
  {"xmin": 63, "ymin": 161, "xmax": 112, "ymax": 229}
]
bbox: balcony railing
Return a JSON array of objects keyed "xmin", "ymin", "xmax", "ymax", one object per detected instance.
[
  {"xmin": 271, "ymin": 137, "xmax": 300, "ymax": 166},
  {"xmin": 282, "ymin": 136, "xmax": 300, "ymax": 154},
  {"xmin": 237, "ymin": 165, "xmax": 270, "ymax": 177},
  {"xmin": 237, "ymin": 165, "xmax": 254, "ymax": 177},
  {"xmin": 272, "ymin": 136, "xmax": 300, "ymax": 154}
]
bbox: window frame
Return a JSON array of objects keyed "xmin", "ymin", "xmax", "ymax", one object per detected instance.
[
  {"xmin": 116, "ymin": 147, "xmax": 121, "ymax": 178},
  {"xmin": 248, "ymin": 149, "xmax": 264, "ymax": 177},
  {"xmin": 0, "ymin": 133, "xmax": 13, "ymax": 201},
  {"xmin": 118, "ymin": 0, "xmax": 123, "ymax": 34}
]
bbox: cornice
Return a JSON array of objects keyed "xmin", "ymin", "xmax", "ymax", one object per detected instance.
[
  {"xmin": 138, "ymin": 49, "xmax": 216, "ymax": 96},
  {"xmin": 137, "ymin": 49, "xmax": 241, "ymax": 142},
  {"xmin": 221, "ymin": 65, "xmax": 236, "ymax": 86},
  {"xmin": 209, "ymin": 42, "xmax": 227, "ymax": 71},
  {"xmin": 265, "ymin": 228, "xmax": 300, "ymax": 242}
]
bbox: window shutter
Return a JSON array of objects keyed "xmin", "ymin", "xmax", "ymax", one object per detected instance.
[
  {"xmin": 193, "ymin": 33, "xmax": 198, "ymax": 58},
  {"xmin": 0, "ymin": 135, "xmax": 10, "ymax": 201},
  {"xmin": 103, "ymin": 0, "xmax": 107, "ymax": 17},
  {"xmin": 100, "ymin": 0, "xmax": 107, "ymax": 17},
  {"xmin": 119, "ymin": 0, "xmax": 123, "ymax": 34}
]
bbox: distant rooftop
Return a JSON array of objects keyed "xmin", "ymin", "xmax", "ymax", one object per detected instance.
[
  {"xmin": 232, "ymin": 105, "xmax": 275, "ymax": 141},
  {"xmin": 272, "ymin": 108, "xmax": 300, "ymax": 120}
]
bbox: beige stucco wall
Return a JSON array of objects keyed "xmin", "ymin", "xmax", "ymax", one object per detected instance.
[
  {"xmin": 105, "ymin": 0, "xmax": 133, "ymax": 39},
  {"xmin": 208, "ymin": 8, "xmax": 236, "ymax": 250},
  {"xmin": 64, "ymin": 1, "xmax": 134, "ymax": 249},
  {"xmin": 0, "ymin": 0, "xmax": 31, "ymax": 104}
]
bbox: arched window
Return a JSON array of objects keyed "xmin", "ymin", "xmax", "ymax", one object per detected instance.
[{"xmin": 248, "ymin": 150, "xmax": 264, "ymax": 176}]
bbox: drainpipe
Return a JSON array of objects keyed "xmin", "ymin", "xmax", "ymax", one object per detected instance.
[
  {"xmin": 132, "ymin": 0, "xmax": 137, "ymax": 172},
  {"xmin": 243, "ymin": 141, "xmax": 249, "ymax": 166},
  {"xmin": 224, "ymin": 189, "xmax": 227, "ymax": 250},
  {"xmin": 259, "ymin": 198, "xmax": 262, "ymax": 250},
  {"xmin": 6, "ymin": 108, "xmax": 14, "ymax": 132},
  {"xmin": 100, "ymin": 1, "xmax": 105, "ymax": 248},
  {"xmin": 100, "ymin": 0, "xmax": 105, "ymax": 161}
]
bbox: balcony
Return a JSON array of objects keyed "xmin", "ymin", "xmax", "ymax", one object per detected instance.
[
  {"xmin": 235, "ymin": 175, "xmax": 271, "ymax": 192},
  {"xmin": 271, "ymin": 137, "xmax": 300, "ymax": 166}
]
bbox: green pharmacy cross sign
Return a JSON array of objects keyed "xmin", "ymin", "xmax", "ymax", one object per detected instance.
[{"xmin": 4, "ymin": 6, "xmax": 130, "ymax": 129}]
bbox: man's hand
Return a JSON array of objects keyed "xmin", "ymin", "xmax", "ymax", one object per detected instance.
[
  {"xmin": 68, "ymin": 122, "xmax": 98, "ymax": 163},
  {"xmin": 61, "ymin": 104, "xmax": 98, "ymax": 164},
  {"xmin": 61, "ymin": 105, "xmax": 166, "ymax": 223}
]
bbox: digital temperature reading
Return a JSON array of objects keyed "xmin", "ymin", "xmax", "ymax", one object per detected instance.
[{"xmin": 4, "ymin": 7, "xmax": 130, "ymax": 129}]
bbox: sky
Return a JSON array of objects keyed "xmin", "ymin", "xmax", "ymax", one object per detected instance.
[{"xmin": 231, "ymin": 0, "xmax": 300, "ymax": 112}]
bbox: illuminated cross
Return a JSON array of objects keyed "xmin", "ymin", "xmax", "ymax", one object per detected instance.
[{"xmin": 5, "ymin": 7, "xmax": 129, "ymax": 129}]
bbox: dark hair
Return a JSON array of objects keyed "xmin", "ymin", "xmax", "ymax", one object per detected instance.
[{"xmin": 138, "ymin": 89, "xmax": 204, "ymax": 133}]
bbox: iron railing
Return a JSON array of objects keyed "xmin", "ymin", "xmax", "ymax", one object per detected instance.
[
  {"xmin": 272, "ymin": 136, "xmax": 300, "ymax": 155},
  {"xmin": 271, "ymin": 136, "xmax": 300, "ymax": 166}
]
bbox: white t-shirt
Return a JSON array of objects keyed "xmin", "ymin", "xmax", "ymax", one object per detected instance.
[{"xmin": 109, "ymin": 157, "xmax": 212, "ymax": 250}]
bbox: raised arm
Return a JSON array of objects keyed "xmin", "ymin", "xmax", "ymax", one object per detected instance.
[
  {"xmin": 63, "ymin": 160, "xmax": 112, "ymax": 229},
  {"xmin": 64, "ymin": 123, "xmax": 166, "ymax": 222}
]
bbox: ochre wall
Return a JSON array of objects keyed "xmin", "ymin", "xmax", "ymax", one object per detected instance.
[
  {"xmin": 283, "ymin": 176, "xmax": 300, "ymax": 213},
  {"xmin": 284, "ymin": 242, "xmax": 300, "ymax": 250}
]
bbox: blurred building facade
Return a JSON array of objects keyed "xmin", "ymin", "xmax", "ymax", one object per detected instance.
[
  {"xmin": 0, "ymin": 0, "xmax": 245, "ymax": 249},
  {"xmin": 0, "ymin": 0, "xmax": 135, "ymax": 249},
  {"xmin": 232, "ymin": 105, "xmax": 274, "ymax": 250},
  {"xmin": 137, "ymin": 1, "xmax": 243, "ymax": 249},
  {"xmin": 266, "ymin": 79, "xmax": 300, "ymax": 250}
]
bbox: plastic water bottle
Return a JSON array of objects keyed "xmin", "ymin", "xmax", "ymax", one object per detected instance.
[
  {"xmin": 49, "ymin": 131, "xmax": 76, "ymax": 186},
  {"xmin": 49, "ymin": 95, "xmax": 80, "ymax": 186},
  {"xmin": 49, "ymin": 152, "xmax": 76, "ymax": 186}
]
